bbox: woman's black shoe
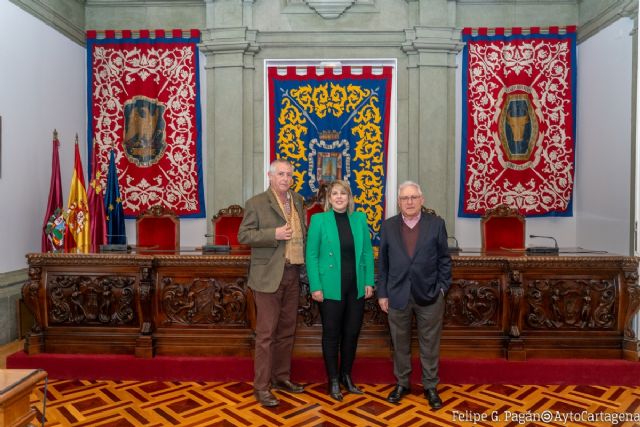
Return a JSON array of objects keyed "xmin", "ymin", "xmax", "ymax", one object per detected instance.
[
  {"xmin": 340, "ymin": 373, "xmax": 363, "ymax": 394},
  {"xmin": 328, "ymin": 378, "xmax": 343, "ymax": 401}
]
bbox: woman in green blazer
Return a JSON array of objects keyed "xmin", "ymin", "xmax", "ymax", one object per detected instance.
[{"xmin": 306, "ymin": 180, "xmax": 375, "ymax": 401}]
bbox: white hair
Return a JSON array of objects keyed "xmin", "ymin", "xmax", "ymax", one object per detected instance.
[
  {"xmin": 398, "ymin": 180, "xmax": 423, "ymax": 196},
  {"xmin": 268, "ymin": 158, "xmax": 293, "ymax": 174}
]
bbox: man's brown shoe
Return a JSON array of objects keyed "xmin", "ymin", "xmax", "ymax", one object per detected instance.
[
  {"xmin": 254, "ymin": 390, "xmax": 279, "ymax": 407},
  {"xmin": 272, "ymin": 380, "xmax": 304, "ymax": 393}
]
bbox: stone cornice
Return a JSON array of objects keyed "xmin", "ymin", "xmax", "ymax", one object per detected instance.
[
  {"xmin": 199, "ymin": 27, "xmax": 259, "ymax": 55},
  {"xmin": 303, "ymin": 0, "xmax": 356, "ymax": 19},
  {"xmin": 578, "ymin": 0, "xmax": 638, "ymax": 43},
  {"xmin": 255, "ymin": 30, "xmax": 405, "ymax": 48},
  {"xmin": 9, "ymin": 0, "xmax": 85, "ymax": 46},
  {"xmin": 455, "ymin": 0, "xmax": 574, "ymax": 4},
  {"xmin": 86, "ymin": 0, "xmax": 203, "ymax": 6},
  {"xmin": 402, "ymin": 26, "xmax": 465, "ymax": 54},
  {"xmin": 283, "ymin": 0, "xmax": 377, "ymax": 16}
]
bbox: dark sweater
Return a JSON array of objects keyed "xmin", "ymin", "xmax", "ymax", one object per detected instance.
[{"xmin": 334, "ymin": 210, "xmax": 356, "ymax": 295}]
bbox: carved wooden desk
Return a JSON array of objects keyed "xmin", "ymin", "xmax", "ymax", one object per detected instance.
[
  {"xmin": 22, "ymin": 251, "xmax": 640, "ymax": 361},
  {"xmin": 0, "ymin": 369, "xmax": 47, "ymax": 427}
]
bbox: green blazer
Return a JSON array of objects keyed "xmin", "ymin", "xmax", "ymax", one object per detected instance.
[{"xmin": 306, "ymin": 210, "xmax": 375, "ymax": 301}]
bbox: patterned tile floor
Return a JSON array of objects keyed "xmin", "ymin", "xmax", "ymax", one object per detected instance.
[{"xmin": 27, "ymin": 379, "xmax": 640, "ymax": 427}]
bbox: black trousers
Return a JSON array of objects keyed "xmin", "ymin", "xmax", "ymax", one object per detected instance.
[{"xmin": 319, "ymin": 284, "xmax": 365, "ymax": 379}]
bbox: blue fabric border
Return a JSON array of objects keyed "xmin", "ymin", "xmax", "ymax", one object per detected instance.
[
  {"xmin": 458, "ymin": 31, "xmax": 577, "ymax": 218},
  {"xmin": 86, "ymin": 35, "xmax": 205, "ymax": 219}
]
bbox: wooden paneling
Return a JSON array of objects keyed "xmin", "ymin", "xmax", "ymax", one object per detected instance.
[{"xmin": 22, "ymin": 252, "xmax": 640, "ymax": 361}]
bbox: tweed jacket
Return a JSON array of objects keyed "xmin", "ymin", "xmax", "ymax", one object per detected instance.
[{"xmin": 237, "ymin": 189, "xmax": 306, "ymax": 293}]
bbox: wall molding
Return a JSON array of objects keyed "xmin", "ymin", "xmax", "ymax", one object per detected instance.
[
  {"xmin": 578, "ymin": 0, "xmax": 638, "ymax": 43},
  {"xmin": 9, "ymin": 0, "xmax": 85, "ymax": 45}
]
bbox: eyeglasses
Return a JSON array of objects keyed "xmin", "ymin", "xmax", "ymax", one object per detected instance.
[{"xmin": 399, "ymin": 195, "xmax": 421, "ymax": 202}]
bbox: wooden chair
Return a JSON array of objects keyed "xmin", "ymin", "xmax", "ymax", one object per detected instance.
[
  {"xmin": 421, "ymin": 206, "xmax": 436, "ymax": 216},
  {"xmin": 136, "ymin": 205, "xmax": 180, "ymax": 253},
  {"xmin": 304, "ymin": 182, "xmax": 328, "ymax": 226},
  {"xmin": 305, "ymin": 201, "xmax": 325, "ymax": 226},
  {"xmin": 211, "ymin": 204, "xmax": 247, "ymax": 249},
  {"xmin": 480, "ymin": 204, "xmax": 525, "ymax": 252}
]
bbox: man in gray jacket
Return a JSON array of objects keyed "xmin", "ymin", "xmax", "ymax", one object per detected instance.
[
  {"xmin": 238, "ymin": 159, "xmax": 307, "ymax": 407},
  {"xmin": 377, "ymin": 181, "xmax": 452, "ymax": 409}
]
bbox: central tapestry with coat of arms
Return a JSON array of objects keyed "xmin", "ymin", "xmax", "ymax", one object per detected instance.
[{"xmin": 267, "ymin": 65, "xmax": 393, "ymax": 245}]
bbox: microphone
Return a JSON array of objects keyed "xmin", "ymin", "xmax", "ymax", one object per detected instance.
[
  {"xmin": 526, "ymin": 234, "xmax": 559, "ymax": 254},
  {"xmin": 203, "ymin": 234, "xmax": 231, "ymax": 253},
  {"xmin": 100, "ymin": 234, "xmax": 129, "ymax": 252},
  {"xmin": 448, "ymin": 236, "xmax": 461, "ymax": 254}
]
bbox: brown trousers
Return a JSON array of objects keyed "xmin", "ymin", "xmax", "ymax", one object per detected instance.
[{"xmin": 252, "ymin": 264, "xmax": 300, "ymax": 391}]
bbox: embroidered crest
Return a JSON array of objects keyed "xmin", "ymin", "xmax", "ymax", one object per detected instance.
[
  {"xmin": 308, "ymin": 138, "xmax": 351, "ymax": 192},
  {"xmin": 499, "ymin": 91, "xmax": 539, "ymax": 161},
  {"xmin": 122, "ymin": 96, "xmax": 167, "ymax": 167},
  {"xmin": 45, "ymin": 207, "xmax": 66, "ymax": 251}
]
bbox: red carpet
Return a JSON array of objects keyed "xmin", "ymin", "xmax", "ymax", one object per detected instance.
[{"xmin": 7, "ymin": 351, "xmax": 640, "ymax": 385}]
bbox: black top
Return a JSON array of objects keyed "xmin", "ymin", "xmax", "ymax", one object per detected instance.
[{"xmin": 334, "ymin": 210, "xmax": 356, "ymax": 296}]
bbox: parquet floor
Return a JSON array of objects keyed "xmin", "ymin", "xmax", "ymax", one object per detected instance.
[
  {"xmin": 3, "ymin": 340, "xmax": 638, "ymax": 427},
  {"xmin": 27, "ymin": 379, "xmax": 640, "ymax": 427}
]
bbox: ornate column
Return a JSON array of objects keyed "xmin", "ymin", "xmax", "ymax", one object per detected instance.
[
  {"xmin": 402, "ymin": 24, "xmax": 463, "ymax": 227},
  {"xmin": 200, "ymin": 0, "xmax": 260, "ymax": 226}
]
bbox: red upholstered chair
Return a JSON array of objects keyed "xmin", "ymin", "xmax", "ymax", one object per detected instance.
[
  {"xmin": 304, "ymin": 182, "xmax": 328, "ymax": 226},
  {"xmin": 136, "ymin": 205, "xmax": 180, "ymax": 253},
  {"xmin": 212, "ymin": 204, "xmax": 248, "ymax": 249},
  {"xmin": 481, "ymin": 204, "xmax": 525, "ymax": 252},
  {"xmin": 305, "ymin": 201, "xmax": 324, "ymax": 226}
]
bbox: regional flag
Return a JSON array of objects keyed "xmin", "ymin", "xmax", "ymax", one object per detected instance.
[
  {"xmin": 64, "ymin": 139, "xmax": 90, "ymax": 253},
  {"xmin": 88, "ymin": 140, "xmax": 107, "ymax": 252},
  {"xmin": 41, "ymin": 130, "xmax": 65, "ymax": 252},
  {"xmin": 105, "ymin": 150, "xmax": 126, "ymax": 245}
]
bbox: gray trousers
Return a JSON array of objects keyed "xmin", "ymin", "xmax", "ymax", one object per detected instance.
[{"xmin": 387, "ymin": 292, "xmax": 445, "ymax": 389}]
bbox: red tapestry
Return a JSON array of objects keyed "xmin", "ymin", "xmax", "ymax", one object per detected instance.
[
  {"xmin": 87, "ymin": 29, "xmax": 204, "ymax": 217},
  {"xmin": 460, "ymin": 27, "xmax": 576, "ymax": 217}
]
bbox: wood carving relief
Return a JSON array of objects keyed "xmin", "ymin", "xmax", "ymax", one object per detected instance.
[
  {"xmin": 47, "ymin": 275, "xmax": 136, "ymax": 325},
  {"xmin": 624, "ymin": 269, "xmax": 640, "ymax": 338},
  {"xmin": 525, "ymin": 279, "xmax": 616, "ymax": 329},
  {"xmin": 363, "ymin": 296, "xmax": 386, "ymax": 325},
  {"xmin": 444, "ymin": 279, "xmax": 500, "ymax": 327},
  {"xmin": 23, "ymin": 266, "xmax": 43, "ymax": 333},
  {"xmin": 297, "ymin": 267, "xmax": 319, "ymax": 326},
  {"xmin": 160, "ymin": 277, "xmax": 248, "ymax": 326},
  {"xmin": 508, "ymin": 269, "xmax": 523, "ymax": 337},
  {"xmin": 21, "ymin": 253, "xmax": 640, "ymax": 360},
  {"xmin": 298, "ymin": 268, "xmax": 385, "ymax": 327}
]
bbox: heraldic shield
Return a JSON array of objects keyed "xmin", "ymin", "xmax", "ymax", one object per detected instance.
[
  {"xmin": 498, "ymin": 93, "xmax": 538, "ymax": 161},
  {"xmin": 122, "ymin": 96, "xmax": 167, "ymax": 167}
]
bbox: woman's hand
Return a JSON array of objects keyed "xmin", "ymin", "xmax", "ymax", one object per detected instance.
[
  {"xmin": 364, "ymin": 286, "xmax": 374, "ymax": 299},
  {"xmin": 312, "ymin": 290, "xmax": 324, "ymax": 302}
]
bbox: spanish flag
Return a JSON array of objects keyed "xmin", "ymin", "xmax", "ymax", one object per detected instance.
[{"xmin": 64, "ymin": 138, "xmax": 90, "ymax": 253}]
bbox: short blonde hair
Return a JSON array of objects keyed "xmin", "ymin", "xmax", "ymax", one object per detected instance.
[{"xmin": 324, "ymin": 180, "xmax": 355, "ymax": 213}]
